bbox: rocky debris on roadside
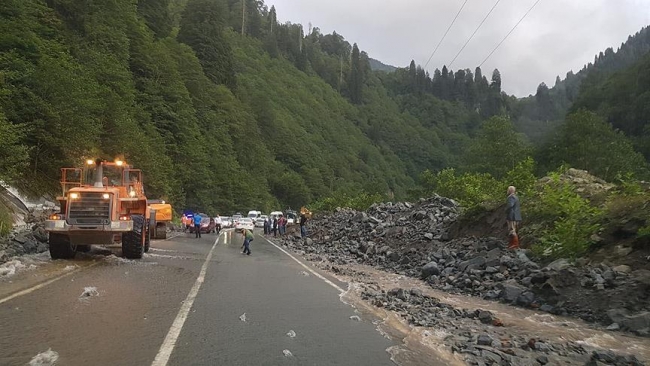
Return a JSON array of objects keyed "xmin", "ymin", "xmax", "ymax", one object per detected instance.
[
  {"xmin": 276, "ymin": 196, "xmax": 650, "ymax": 337},
  {"xmin": 0, "ymin": 208, "xmax": 52, "ymax": 264},
  {"xmin": 360, "ymin": 284, "xmax": 645, "ymax": 366}
]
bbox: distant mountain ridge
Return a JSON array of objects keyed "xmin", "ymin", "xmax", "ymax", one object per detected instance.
[{"xmin": 369, "ymin": 58, "xmax": 397, "ymax": 73}]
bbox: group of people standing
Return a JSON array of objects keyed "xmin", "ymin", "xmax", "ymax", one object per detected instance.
[
  {"xmin": 262, "ymin": 213, "xmax": 308, "ymax": 238},
  {"xmin": 263, "ymin": 215, "xmax": 286, "ymax": 236}
]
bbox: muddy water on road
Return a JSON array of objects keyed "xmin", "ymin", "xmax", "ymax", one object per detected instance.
[
  {"xmin": 340, "ymin": 282, "xmax": 466, "ymax": 366},
  {"xmin": 332, "ymin": 263, "xmax": 650, "ymax": 365}
]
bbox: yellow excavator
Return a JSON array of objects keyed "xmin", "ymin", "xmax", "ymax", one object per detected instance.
[
  {"xmin": 300, "ymin": 206, "xmax": 313, "ymax": 220},
  {"xmin": 148, "ymin": 200, "xmax": 172, "ymax": 240}
]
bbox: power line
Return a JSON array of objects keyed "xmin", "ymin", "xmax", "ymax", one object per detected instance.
[
  {"xmin": 423, "ymin": 0, "xmax": 469, "ymax": 69},
  {"xmin": 448, "ymin": 0, "xmax": 501, "ymax": 67},
  {"xmin": 479, "ymin": 0, "xmax": 542, "ymax": 67}
]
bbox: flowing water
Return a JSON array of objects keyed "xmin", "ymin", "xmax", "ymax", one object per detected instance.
[{"xmin": 332, "ymin": 262, "xmax": 650, "ymax": 365}]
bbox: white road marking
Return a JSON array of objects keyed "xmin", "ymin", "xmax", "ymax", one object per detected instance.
[
  {"xmin": 151, "ymin": 232, "xmax": 222, "ymax": 366},
  {"xmin": 0, "ymin": 263, "xmax": 98, "ymax": 305},
  {"xmin": 260, "ymin": 236, "xmax": 345, "ymax": 293}
]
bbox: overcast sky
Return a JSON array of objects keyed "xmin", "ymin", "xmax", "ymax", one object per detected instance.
[{"xmin": 265, "ymin": 0, "xmax": 650, "ymax": 97}]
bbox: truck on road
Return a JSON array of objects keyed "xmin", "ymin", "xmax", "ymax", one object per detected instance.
[{"xmin": 45, "ymin": 158, "xmax": 150, "ymax": 259}]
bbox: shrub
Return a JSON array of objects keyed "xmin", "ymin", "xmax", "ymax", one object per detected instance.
[
  {"xmin": 638, "ymin": 225, "xmax": 650, "ymax": 239},
  {"xmin": 531, "ymin": 174, "xmax": 604, "ymax": 259},
  {"xmin": 421, "ymin": 168, "xmax": 501, "ymax": 209}
]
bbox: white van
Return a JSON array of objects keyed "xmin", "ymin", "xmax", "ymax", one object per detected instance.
[
  {"xmin": 247, "ymin": 210, "xmax": 261, "ymax": 219},
  {"xmin": 269, "ymin": 211, "xmax": 283, "ymax": 220}
]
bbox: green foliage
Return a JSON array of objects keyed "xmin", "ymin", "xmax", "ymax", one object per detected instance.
[
  {"xmin": 2, "ymin": 0, "xmax": 648, "ymax": 230},
  {"xmin": 544, "ymin": 110, "xmax": 649, "ymax": 181},
  {"xmin": 504, "ymin": 157, "xmax": 537, "ymax": 196},
  {"xmin": 420, "ymin": 157, "xmax": 537, "ymax": 210},
  {"xmin": 638, "ymin": 225, "xmax": 650, "ymax": 239},
  {"xmin": 0, "ymin": 112, "xmax": 29, "ymax": 184},
  {"xmin": 464, "ymin": 116, "xmax": 532, "ymax": 178},
  {"xmin": 529, "ymin": 173, "xmax": 604, "ymax": 259},
  {"xmin": 420, "ymin": 168, "xmax": 501, "ymax": 208},
  {"xmin": 178, "ymin": 0, "xmax": 236, "ymax": 89},
  {"xmin": 614, "ymin": 172, "xmax": 644, "ymax": 196},
  {"xmin": 309, "ymin": 191, "xmax": 384, "ymax": 212}
]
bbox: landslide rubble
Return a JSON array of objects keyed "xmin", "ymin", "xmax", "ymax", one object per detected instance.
[
  {"xmin": 0, "ymin": 209, "xmax": 51, "ymax": 265},
  {"xmin": 278, "ymin": 196, "xmax": 650, "ymax": 337},
  {"xmin": 358, "ymin": 283, "xmax": 645, "ymax": 365}
]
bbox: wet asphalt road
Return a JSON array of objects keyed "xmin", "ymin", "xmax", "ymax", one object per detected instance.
[{"xmin": 0, "ymin": 230, "xmax": 397, "ymax": 366}]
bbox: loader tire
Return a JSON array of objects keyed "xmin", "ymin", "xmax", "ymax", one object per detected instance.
[
  {"xmin": 144, "ymin": 221, "xmax": 151, "ymax": 253},
  {"xmin": 156, "ymin": 225, "xmax": 167, "ymax": 240},
  {"xmin": 76, "ymin": 245, "xmax": 91, "ymax": 252},
  {"xmin": 122, "ymin": 215, "xmax": 144, "ymax": 259},
  {"xmin": 49, "ymin": 233, "xmax": 76, "ymax": 260}
]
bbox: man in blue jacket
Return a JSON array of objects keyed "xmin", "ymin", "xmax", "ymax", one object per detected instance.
[
  {"xmin": 194, "ymin": 213, "xmax": 202, "ymax": 239},
  {"xmin": 506, "ymin": 186, "xmax": 522, "ymax": 249}
]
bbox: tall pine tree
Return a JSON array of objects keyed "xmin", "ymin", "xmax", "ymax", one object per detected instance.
[
  {"xmin": 349, "ymin": 43, "xmax": 363, "ymax": 104},
  {"xmin": 178, "ymin": 0, "xmax": 236, "ymax": 90}
]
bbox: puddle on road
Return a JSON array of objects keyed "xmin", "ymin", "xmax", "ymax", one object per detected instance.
[{"xmin": 331, "ymin": 263, "xmax": 650, "ymax": 365}]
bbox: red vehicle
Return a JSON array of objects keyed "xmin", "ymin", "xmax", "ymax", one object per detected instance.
[{"xmin": 188, "ymin": 215, "xmax": 216, "ymax": 234}]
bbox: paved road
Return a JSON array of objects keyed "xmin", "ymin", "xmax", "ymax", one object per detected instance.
[{"xmin": 0, "ymin": 230, "xmax": 397, "ymax": 366}]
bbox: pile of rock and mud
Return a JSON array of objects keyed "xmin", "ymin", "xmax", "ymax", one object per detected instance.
[
  {"xmin": 278, "ymin": 196, "xmax": 650, "ymax": 338},
  {"xmin": 359, "ymin": 283, "xmax": 644, "ymax": 365},
  {"xmin": 0, "ymin": 210, "xmax": 51, "ymax": 264}
]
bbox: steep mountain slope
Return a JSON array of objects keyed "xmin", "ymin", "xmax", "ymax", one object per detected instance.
[{"xmin": 572, "ymin": 52, "xmax": 650, "ymax": 159}]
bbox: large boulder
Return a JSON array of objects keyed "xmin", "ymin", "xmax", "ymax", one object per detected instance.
[
  {"xmin": 608, "ymin": 309, "xmax": 650, "ymax": 336},
  {"xmin": 499, "ymin": 280, "xmax": 526, "ymax": 303},
  {"xmin": 632, "ymin": 270, "xmax": 650, "ymax": 286},
  {"xmin": 421, "ymin": 261, "xmax": 440, "ymax": 278}
]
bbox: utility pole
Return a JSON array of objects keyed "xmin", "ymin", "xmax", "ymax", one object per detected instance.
[
  {"xmin": 241, "ymin": 0, "xmax": 246, "ymax": 35},
  {"xmin": 298, "ymin": 26, "xmax": 303, "ymax": 52}
]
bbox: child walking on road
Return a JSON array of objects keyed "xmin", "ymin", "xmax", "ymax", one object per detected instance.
[{"xmin": 241, "ymin": 228, "xmax": 254, "ymax": 255}]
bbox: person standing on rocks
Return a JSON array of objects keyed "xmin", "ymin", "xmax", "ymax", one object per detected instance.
[
  {"xmin": 272, "ymin": 217, "xmax": 278, "ymax": 237},
  {"xmin": 506, "ymin": 186, "xmax": 522, "ymax": 249},
  {"xmin": 299, "ymin": 213, "xmax": 307, "ymax": 238},
  {"xmin": 278, "ymin": 215, "xmax": 286, "ymax": 236}
]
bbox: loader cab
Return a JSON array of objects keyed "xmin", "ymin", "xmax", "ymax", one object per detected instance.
[{"xmin": 56, "ymin": 159, "xmax": 148, "ymax": 224}]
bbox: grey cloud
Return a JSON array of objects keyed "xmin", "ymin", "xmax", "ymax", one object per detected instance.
[{"xmin": 267, "ymin": 0, "xmax": 649, "ymax": 97}]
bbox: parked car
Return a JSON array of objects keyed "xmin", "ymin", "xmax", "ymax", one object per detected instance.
[
  {"xmin": 286, "ymin": 210, "xmax": 297, "ymax": 225},
  {"xmin": 254, "ymin": 218, "xmax": 265, "ymax": 227},
  {"xmin": 221, "ymin": 216, "xmax": 232, "ymax": 228},
  {"xmin": 232, "ymin": 214, "xmax": 243, "ymax": 226},
  {"xmin": 248, "ymin": 210, "xmax": 261, "ymax": 219},
  {"xmin": 188, "ymin": 215, "xmax": 215, "ymax": 234},
  {"xmin": 201, "ymin": 217, "xmax": 216, "ymax": 233},
  {"xmin": 235, "ymin": 218, "xmax": 255, "ymax": 232},
  {"xmin": 269, "ymin": 211, "xmax": 283, "ymax": 220}
]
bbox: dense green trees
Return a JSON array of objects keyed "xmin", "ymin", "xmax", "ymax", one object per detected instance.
[
  {"xmin": 178, "ymin": 0, "xmax": 236, "ymax": 89},
  {"xmin": 0, "ymin": 0, "xmax": 648, "ymax": 217},
  {"xmin": 464, "ymin": 116, "xmax": 532, "ymax": 178},
  {"xmin": 540, "ymin": 110, "xmax": 649, "ymax": 180}
]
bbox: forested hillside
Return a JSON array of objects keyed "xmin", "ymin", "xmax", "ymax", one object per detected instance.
[{"xmin": 0, "ymin": 0, "xmax": 649, "ymax": 216}]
